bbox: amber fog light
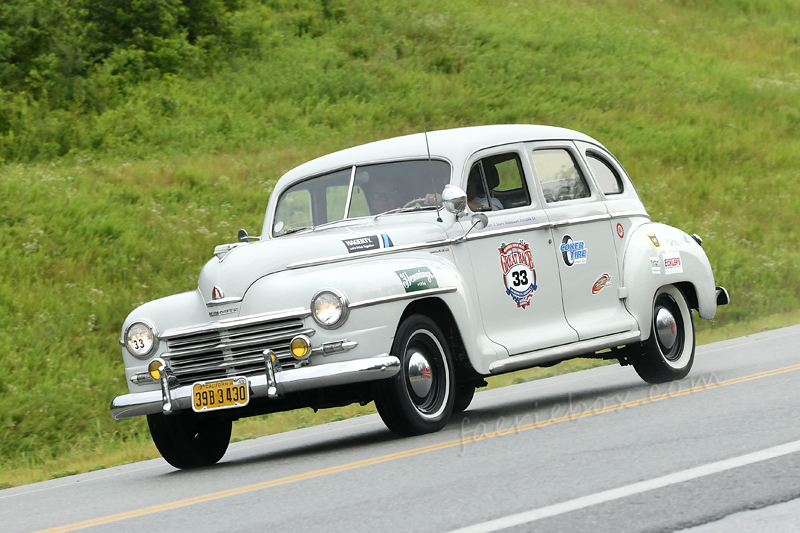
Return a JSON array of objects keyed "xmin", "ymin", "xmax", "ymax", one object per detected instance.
[
  {"xmin": 290, "ymin": 335, "xmax": 311, "ymax": 360},
  {"xmin": 148, "ymin": 359, "xmax": 165, "ymax": 380}
]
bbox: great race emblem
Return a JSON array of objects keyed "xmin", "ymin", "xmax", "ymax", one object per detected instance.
[{"xmin": 499, "ymin": 240, "xmax": 537, "ymax": 309}]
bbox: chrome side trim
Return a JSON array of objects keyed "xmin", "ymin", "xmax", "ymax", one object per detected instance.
[
  {"xmin": 110, "ymin": 355, "xmax": 401, "ymax": 420},
  {"xmin": 160, "ymin": 307, "xmax": 311, "ymax": 340},
  {"xmin": 489, "ymin": 330, "xmax": 642, "ymax": 375},
  {"xmin": 550, "ymin": 213, "xmax": 611, "ymax": 228},
  {"xmin": 311, "ymin": 340, "xmax": 358, "ymax": 356},
  {"xmin": 466, "ymin": 221, "xmax": 554, "ymax": 240},
  {"xmin": 609, "ymin": 211, "xmax": 651, "ymax": 220},
  {"xmin": 350, "ymin": 286, "xmax": 457, "ymax": 309},
  {"xmin": 286, "ymin": 239, "xmax": 451, "ymax": 270},
  {"xmin": 206, "ymin": 297, "xmax": 243, "ymax": 307}
]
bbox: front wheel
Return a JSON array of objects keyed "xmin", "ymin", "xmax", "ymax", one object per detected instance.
[
  {"xmin": 373, "ymin": 314, "xmax": 455, "ymax": 437},
  {"xmin": 632, "ymin": 285, "xmax": 695, "ymax": 384},
  {"xmin": 147, "ymin": 412, "xmax": 231, "ymax": 469},
  {"xmin": 452, "ymin": 383, "xmax": 476, "ymax": 414}
]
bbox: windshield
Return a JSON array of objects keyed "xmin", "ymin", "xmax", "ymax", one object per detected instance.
[{"xmin": 272, "ymin": 159, "xmax": 451, "ymax": 236}]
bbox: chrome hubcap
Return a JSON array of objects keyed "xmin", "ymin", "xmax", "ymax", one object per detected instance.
[
  {"xmin": 655, "ymin": 308, "xmax": 678, "ymax": 350},
  {"xmin": 408, "ymin": 351, "xmax": 434, "ymax": 398}
]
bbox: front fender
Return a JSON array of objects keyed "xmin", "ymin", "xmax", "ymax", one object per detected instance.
[
  {"xmin": 622, "ymin": 223, "xmax": 718, "ymax": 341},
  {"xmin": 239, "ymin": 250, "xmax": 496, "ymax": 370},
  {"xmin": 120, "ymin": 290, "xmax": 209, "ymax": 393}
]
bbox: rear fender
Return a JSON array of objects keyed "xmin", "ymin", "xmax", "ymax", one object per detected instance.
[{"xmin": 622, "ymin": 223, "xmax": 717, "ymax": 341}]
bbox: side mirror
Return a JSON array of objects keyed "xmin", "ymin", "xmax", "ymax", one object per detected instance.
[
  {"xmin": 470, "ymin": 213, "xmax": 488, "ymax": 231},
  {"xmin": 238, "ymin": 229, "xmax": 259, "ymax": 242},
  {"xmin": 454, "ymin": 212, "xmax": 489, "ymax": 243},
  {"xmin": 442, "ymin": 184, "xmax": 467, "ymax": 215}
]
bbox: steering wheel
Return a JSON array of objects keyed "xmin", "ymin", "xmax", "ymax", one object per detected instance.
[{"xmin": 403, "ymin": 197, "xmax": 428, "ymax": 208}]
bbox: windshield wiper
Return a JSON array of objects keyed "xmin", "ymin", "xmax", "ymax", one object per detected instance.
[
  {"xmin": 373, "ymin": 205, "xmax": 437, "ymax": 221},
  {"xmin": 277, "ymin": 226, "xmax": 312, "ymax": 237},
  {"xmin": 310, "ymin": 219, "xmax": 354, "ymax": 232}
]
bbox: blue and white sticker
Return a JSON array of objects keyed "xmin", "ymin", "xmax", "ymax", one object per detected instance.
[
  {"xmin": 560, "ymin": 235, "xmax": 587, "ymax": 267},
  {"xmin": 342, "ymin": 233, "xmax": 393, "ymax": 253}
]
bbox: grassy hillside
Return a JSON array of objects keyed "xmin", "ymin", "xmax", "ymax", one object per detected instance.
[{"xmin": 1, "ymin": 0, "xmax": 799, "ymax": 486}]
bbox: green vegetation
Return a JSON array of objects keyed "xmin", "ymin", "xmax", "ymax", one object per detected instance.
[{"xmin": 2, "ymin": 0, "xmax": 799, "ymax": 487}]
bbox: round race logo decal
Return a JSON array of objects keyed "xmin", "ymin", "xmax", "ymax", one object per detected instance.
[
  {"xmin": 616, "ymin": 223, "xmax": 625, "ymax": 238},
  {"xmin": 499, "ymin": 241, "xmax": 537, "ymax": 309}
]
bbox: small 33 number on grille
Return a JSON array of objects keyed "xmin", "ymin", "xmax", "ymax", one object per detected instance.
[{"xmin": 192, "ymin": 376, "xmax": 249, "ymax": 412}]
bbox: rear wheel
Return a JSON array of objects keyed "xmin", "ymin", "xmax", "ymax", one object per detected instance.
[
  {"xmin": 373, "ymin": 314, "xmax": 455, "ymax": 436},
  {"xmin": 147, "ymin": 412, "xmax": 231, "ymax": 469},
  {"xmin": 632, "ymin": 285, "xmax": 695, "ymax": 384}
]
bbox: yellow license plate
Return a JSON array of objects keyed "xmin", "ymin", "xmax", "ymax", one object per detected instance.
[{"xmin": 192, "ymin": 376, "xmax": 249, "ymax": 412}]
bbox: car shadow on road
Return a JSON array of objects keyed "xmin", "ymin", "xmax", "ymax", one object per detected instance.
[{"xmin": 161, "ymin": 370, "xmax": 719, "ymax": 476}]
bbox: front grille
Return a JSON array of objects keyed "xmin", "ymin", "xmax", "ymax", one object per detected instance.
[{"xmin": 163, "ymin": 315, "xmax": 312, "ymax": 386}]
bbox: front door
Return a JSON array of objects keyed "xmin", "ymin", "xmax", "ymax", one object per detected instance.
[
  {"xmin": 528, "ymin": 141, "xmax": 637, "ymax": 340},
  {"xmin": 462, "ymin": 146, "xmax": 578, "ymax": 355}
]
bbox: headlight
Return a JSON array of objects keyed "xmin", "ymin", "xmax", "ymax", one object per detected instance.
[
  {"xmin": 124, "ymin": 320, "xmax": 159, "ymax": 358},
  {"xmin": 311, "ymin": 288, "xmax": 349, "ymax": 329}
]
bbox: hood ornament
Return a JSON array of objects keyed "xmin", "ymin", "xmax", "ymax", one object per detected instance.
[{"xmin": 212, "ymin": 286, "xmax": 224, "ymax": 300}]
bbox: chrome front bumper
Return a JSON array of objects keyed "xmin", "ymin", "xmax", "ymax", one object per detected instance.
[{"xmin": 110, "ymin": 354, "xmax": 400, "ymax": 420}]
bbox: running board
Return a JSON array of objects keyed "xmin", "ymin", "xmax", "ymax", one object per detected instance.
[{"xmin": 488, "ymin": 331, "xmax": 642, "ymax": 375}]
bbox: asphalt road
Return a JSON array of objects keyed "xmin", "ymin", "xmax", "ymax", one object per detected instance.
[{"xmin": 3, "ymin": 325, "xmax": 800, "ymax": 533}]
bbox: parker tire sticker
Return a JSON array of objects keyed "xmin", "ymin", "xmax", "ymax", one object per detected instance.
[
  {"xmin": 616, "ymin": 223, "xmax": 624, "ymax": 238},
  {"xmin": 648, "ymin": 233, "xmax": 661, "ymax": 248},
  {"xmin": 343, "ymin": 233, "xmax": 393, "ymax": 253},
  {"xmin": 560, "ymin": 235, "xmax": 587, "ymax": 266},
  {"xmin": 663, "ymin": 252, "xmax": 683, "ymax": 274},
  {"xmin": 592, "ymin": 273, "xmax": 612, "ymax": 294},
  {"xmin": 396, "ymin": 267, "xmax": 438, "ymax": 293},
  {"xmin": 499, "ymin": 241, "xmax": 537, "ymax": 309}
]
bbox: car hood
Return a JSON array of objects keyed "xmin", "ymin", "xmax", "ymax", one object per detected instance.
[{"xmin": 198, "ymin": 219, "xmax": 448, "ymax": 305}]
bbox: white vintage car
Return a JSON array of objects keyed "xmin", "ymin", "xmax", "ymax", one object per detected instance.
[{"xmin": 112, "ymin": 125, "xmax": 729, "ymax": 468}]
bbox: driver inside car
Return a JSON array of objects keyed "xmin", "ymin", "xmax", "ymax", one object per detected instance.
[
  {"xmin": 369, "ymin": 179, "xmax": 402, "ymax": 214},
  {"xmin": 467, "ymin": 164, "xmax": 503, "ymax": 211}
]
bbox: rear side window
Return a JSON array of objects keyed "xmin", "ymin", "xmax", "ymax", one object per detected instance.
[
  {"xmin": 531, "ymin": 149, "xmax": 591, "ymax": 203},
  {"xmin": 586, "ymin": 152, "xmax": 623, "ymax": 195}
]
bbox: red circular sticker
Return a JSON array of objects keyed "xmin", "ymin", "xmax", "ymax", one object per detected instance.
[{"xmin": 616, "ymin": 223, "xmax": 625, "ymax": 238}]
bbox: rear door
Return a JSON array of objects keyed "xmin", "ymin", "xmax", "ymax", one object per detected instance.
[{"xmin": 528, "ymin": 141, "xmax": 637, "ymax": 340}]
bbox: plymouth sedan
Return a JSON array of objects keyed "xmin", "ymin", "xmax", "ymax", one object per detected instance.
[{"xmin": 111, "ymin": 125, "xmax": 729, "ymax": 469}]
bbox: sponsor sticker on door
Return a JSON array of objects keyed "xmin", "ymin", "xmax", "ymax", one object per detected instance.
[
  {"xmin": 499, "ymin": 240, "xmax": 537, "ymax": 309},
  {"xmin": 592, "ymin": 273, "xmax": 612, "ymax": 294},
  {"xmin": 560, "ymin": 235, "xmax": 587, "ymax": 266}
]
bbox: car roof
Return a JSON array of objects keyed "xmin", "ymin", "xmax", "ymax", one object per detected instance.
[{"xmin": 276, "ymin": 124, "xmax": 601, "ymax": 187}]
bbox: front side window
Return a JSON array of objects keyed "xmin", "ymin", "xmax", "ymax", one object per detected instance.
[
  {"xmin": 273, "ymin": 160, "xmax": 450, "ymax": 236},
  {"xmin": 531, "ymin": 148, "xmax": 591, "ymax": 203},
  {"xmin": 466, "ymin": 153, "xmax": 530, "ymax": 211}
]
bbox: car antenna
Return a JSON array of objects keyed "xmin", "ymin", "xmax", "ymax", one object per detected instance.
[{"xmin": 419, "ymin": 85, "xmax": 442, "ymax": 222}]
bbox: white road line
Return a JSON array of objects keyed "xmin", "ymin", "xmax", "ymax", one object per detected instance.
[{"xmin": 449, "ymin": 438, "xmax": 800, "ymax": 533}]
